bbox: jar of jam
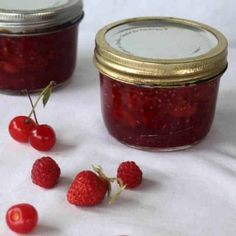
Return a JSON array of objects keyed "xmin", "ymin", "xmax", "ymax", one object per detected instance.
[
  {"xmin": 94, "ymin": 17, "xmax": 228, "ymax": 151},
  {"xmin": 0, "ymin": 0, "xmax": 84, "ymax": 92}
]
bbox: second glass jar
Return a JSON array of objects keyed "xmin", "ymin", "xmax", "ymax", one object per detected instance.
[
  {"xmin": 0, "ymin": 0, "xmax": 84, "ymax": 92},
  {"xmin": 94, "ymin": 17, "xmax": 228, "ymax": 150}
]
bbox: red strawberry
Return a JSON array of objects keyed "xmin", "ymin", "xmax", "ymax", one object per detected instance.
[
  {"xmin": 67, "ymin": 170, "xmax": 109, "ymax": 206},
  {"xmin": 117, "ymin": 161, "xmax": 143, "ymax": 189},
  {"xmin": 31, "ymin": 157, "xmax": 61, "ymax": 189}
]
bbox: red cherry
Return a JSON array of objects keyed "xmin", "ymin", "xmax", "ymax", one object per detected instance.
[
  {"xmin": 9, "ymin": 116, "xmax": 36, "ymax": 143},
  {"xmin": 6, "ymin": 203, "xmax": 38, "ymax": 234},
  {"xmin": 29, "ymin": 124, "xmax": 56, "ymax": 151}
]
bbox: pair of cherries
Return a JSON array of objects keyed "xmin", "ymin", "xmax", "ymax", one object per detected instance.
[
  {"xmin": 9, "ymin": 82, "xmax": 56, "ymax": 152},
  {"xmin": 9, "ymin": 117, "xmax": 55, "ymax": 151}
]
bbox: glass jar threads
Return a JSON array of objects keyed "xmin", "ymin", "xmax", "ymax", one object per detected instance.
[
  {"xmin": 0, "ymin": 0, "xmax": 84, "ymax": 92},
  {"xmin": 94, "ymin": 17, "xmax": 228, "ymax": 151}
]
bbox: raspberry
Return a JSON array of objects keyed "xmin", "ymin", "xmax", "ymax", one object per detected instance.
[
  {"xmin": 117, "ymin": 161, "xmax": 143, "ymax": 189},
  {"xmin": 31, "ymin": 157, "xmax": 61, "ymax": 189},
  {"xmin": 67, "ymin": 170, "xmax": 109, "ymax": 206}
]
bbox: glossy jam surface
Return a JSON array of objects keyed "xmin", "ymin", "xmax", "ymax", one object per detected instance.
[
  {"xmin": 0, "ymin": 24, "xmax": 78, "ymax": 92},
  {"xmin": 100, "ymin": 74, "xmax": 221, "ymax": 150}
]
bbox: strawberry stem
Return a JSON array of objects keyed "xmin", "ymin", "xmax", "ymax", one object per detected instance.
[
  {"xmin": 27, "ymin": 81, "xmax": 55, "ymax": 120},
  {"xmin": 109, "ymin": 184, "xmax": 126, "ymax": 205},
  {"xmin": 92, "ymin": 165, "xmax": 126, "ymax": 204}
]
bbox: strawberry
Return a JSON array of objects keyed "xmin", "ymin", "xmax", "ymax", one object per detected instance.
[
  {"xmin": 67, "ymin": 170, "xmax": 109, "ymax": 206},
  {"xmin": 117, "ymin": 161, "xmax": 143, "ymax": 189},
  {"xmin": 31, "ymin": 156, "xmax": 61, "ymax": 189}
]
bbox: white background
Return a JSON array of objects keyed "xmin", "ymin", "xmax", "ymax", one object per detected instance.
[{"xmin": 0, "ymin": 0, "xmax": 236, "ymax": 235}]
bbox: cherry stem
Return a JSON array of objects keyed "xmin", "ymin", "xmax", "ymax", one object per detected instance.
[
  {"xmin": 27, "ymin": 81, "xmax": 55, "ymax": 120},
  {"xmin": 26, "ymin": 91, "xmax": 39, "ymax": 125}
]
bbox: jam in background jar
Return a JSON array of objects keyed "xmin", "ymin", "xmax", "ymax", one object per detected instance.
[
  {"xmin": 94, "ymin": 17, "xmax": 228, "ymax": 150},
  {"xmin": 0, "ymin": 0, "xmax": 84, "ymax": 92},
  {"xmin": 0, "ymin": 25, "xmax": 78, "ymax": 91}
]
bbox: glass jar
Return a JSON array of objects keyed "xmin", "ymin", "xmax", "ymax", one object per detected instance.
[
  {"xmin": 0, "ymin": 0, "xmax": 84, "ymax": 92},
  {"xmin": 94, "ymin": 17, "xmax": 228, "ymax": 151}
]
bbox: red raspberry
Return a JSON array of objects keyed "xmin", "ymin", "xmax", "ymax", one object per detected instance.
[
  {"xmin": 67, "ymin": 170, "xmax": 109, "ymax": 206},
  {"xmin": 117, "ymin": 161, "xmax": 143, "ymax": 189},
  {"xmin": 31, "ymin": 157, "xmax": 61, "ymax": 189}
]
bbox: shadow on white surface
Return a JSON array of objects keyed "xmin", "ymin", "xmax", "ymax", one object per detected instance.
[
  {"xmin": 135, "ymin": 178, "xmax": 160, "ymax": 191},
  {"xmin": 34, "ymin": 224, "xmax": 60, "ymax": 234},
  {"xmin": 57, "ymin": 176, "xmax": 73, "ymax": 189},
  {"xmin": 229, "ymin": 39, "xmax": 236, "ymax": 48},
  {"xmin": 109, "ymin": 194, "xmax": 144, "ymax": 209},
  {"xmin": 190, "ymin": 90, "xmax": 236, "ymax": 157},
  {"xmin": 204, "ymin": 156, "xmax": 236, "ymax": 177},
  {"xmin": 213, "ymin": 148, "xmax": 236, "ymax": 160},
  {"xmin": 51, "ymin": 140, "xmax": 78, "ymax": 153},
  {"xmin": 215, "ymin": 91, "xmax": 236, "ymax": 146},
  {"xmin": 71, "ymin": 55, "xmax": 97, "ymax": 88}
]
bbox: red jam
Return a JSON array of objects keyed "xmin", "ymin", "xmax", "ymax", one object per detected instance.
[
  {"xmin": 100, "ymin": 74, "xmax": 221, "ymax": 150},
  {"xmin": 0, "ymin": 24, "xmax": 78, "ymax": 92}
]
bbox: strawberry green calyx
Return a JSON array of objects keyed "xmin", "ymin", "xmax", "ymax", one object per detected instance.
[
  {"xmin": 92, "ymin": 165, "xmax": 116, "ymax": 197},
  {"xmin": 92, "ymin": 165, "xmax": 126, "ymax": 204}
]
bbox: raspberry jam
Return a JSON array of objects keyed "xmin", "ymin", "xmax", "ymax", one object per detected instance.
[
  {"xmin": 0, "ymin": 0, "xmax": 84, "ymax": 92},
  {"xmin": 100, "ymin": 74, "xmax": 221, "ymax": 150},
  {"xmin": 94, "ymin": 17, "xmax": 228, "ymax": 150}
]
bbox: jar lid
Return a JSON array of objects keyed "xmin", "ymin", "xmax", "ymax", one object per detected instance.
[
  {"xmin": 94, "ymin": 17, "xmax": 228, "ymax": 87},
  {"xmin": 0, "ymin": 0, "xmax": 84, "ymax": 34}
]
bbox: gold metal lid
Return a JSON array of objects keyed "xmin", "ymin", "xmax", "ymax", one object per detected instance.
[{"xmin": 94, "ymin": 17, "xmax": 228, "ymax": 87}]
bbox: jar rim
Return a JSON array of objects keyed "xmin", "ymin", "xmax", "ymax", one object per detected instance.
[
  {"xmin": 0, "ymin": 0, "xmax": 84, "ymax": 34},
  {"xmin": 94, "ymin": 17, "xmax": 228, "ymax": 87}
]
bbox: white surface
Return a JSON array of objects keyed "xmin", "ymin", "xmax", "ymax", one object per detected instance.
[
  {"xmin": 106, "ymin": 20, "xmax": 218, "ymax": 59},
  {"xmin": 0, "ymin": 0, "xmax": 236, "ymax": 235}
]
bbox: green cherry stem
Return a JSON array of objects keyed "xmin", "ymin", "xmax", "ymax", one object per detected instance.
[
  {"xmin": 26, "ymin": 90, "xmax": 39, "ymax": 125},
  {"xmin": 27, "ymin": 81, "xmax": 55, "ymax": 120}
]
